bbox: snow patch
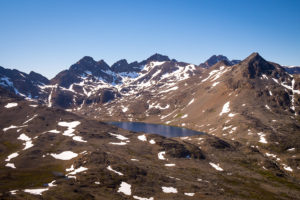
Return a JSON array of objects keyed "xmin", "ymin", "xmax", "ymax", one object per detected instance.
[
  {"xmin": 219, "ymin": 102, "xmax": 230, "ymax": 116},
  {"xmin": 265, "ymin": 105, "xmax": 271, "ymax": 110},
  {"xmin": 17, "ymin": 133, "xmax": 33, "ymax": 150},
  {"xmin": 10, "ymin": 190, "xmax": 17, "ymax": 195},
  {"xmin": 109, "ymin": 132, "xmax": 129, "ymax": 141},
  {"xmin": 181, "ymin": 114, "xmax": 188, "ymax": 119},
  {"xmin": 72, "ymin": 136, "xmax": 87, "ymax": 143},
  {"xmin": 109, "ymin": 141, "xmax": 127, "ymax": 145},
  {"xmin": 3, "ymin": 125, "xmax": 27, "ymax": 132},
  {"xmin": 162, "ymin": 186, "xmax": 178, "ymax": 193},
  {"xmin": 5, "ymin": 152, "xmax": 19, "ymax": 161},
  {"xmin": 138, "ymin": 134, "xmax": 147, "ymax": 141},
  {"xmin": 133, "ymin": 195, "xmax": 154, "ymax": 200},
  {"xmin": 67, "ymin": 166, "xmax": 88, "ymax": 175},
  {"xmin": 5, "ymin": 163, "xmax": 16, "ymax": 168},
  {"xmin": 66, "ymin": 165, "xmax": 75, "ymax": 172},
  {"xmin": 122, "ymin": 106, "xmax": 128, "ymax": 112},
  {"xmin": 165, "ymin": 163, "xmax": 176, "ymax": 167},
  {"xmin": 257, "ymin": 132, "xmax": 267, "ymax": 144},
  {"xmin": 187, "ymin": 98, "xmax": 194, "ymax": 106},
  {"xmin": 58, "ymin": 121, "xmax": 81, "ymax": 137},
  {"xmin": 283, "ymin": 164, "xmax": 293, "ymax": 172},
  {"xmin": 50, "ymin": 151, "xmax": 78, "ymax": 160},
  {"xmin": 184, "ymin": 193, "xmax": 195, "ymax": 196},
  {"xmin": 149, "ymin": 139, "xmax": 156, "ymax": 144},
  {"xmin": 211, "ymin": 81, "xmax": 220, "ymax": 87},
  {"xmin": 287, "ymin": 148, "xmax": 295, "ymax": 152},
  {"xmin": 48, "ymin": 129, "xmax": 60, "ymax": 134},
  {"xmin": 4, "ymin": 102, "xmax": 18, "ymax": 108},
  {"xmin": 24, "ymin": 188, "xmax": 49, "ymax": 195},
  {"xmin": 228, "ymin": 113, "xmax": 236, "ymax": 117},
  {"xmin": 23, "ymin": 180, "xmax": 56, "ymax": 195},
  {"xmin": 269, "ymin": 90, "xmax": 273, "ymax": 96},
  {"xmin": 117, "ymin": 182, "xmax": 131, "ymax": 196},
  {"xmin": 158, "ymin": 151, "xmax": 166, "ymax": 160}
]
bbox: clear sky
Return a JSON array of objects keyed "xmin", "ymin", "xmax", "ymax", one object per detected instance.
[{"xmin": 0, "ymin": 0, "xmax": 299, "ymax": 78}]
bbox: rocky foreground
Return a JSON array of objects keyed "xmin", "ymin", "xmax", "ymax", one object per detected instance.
[{"xmin": 0, "ymin": 88, "xmax": 300, "ymax": 200}]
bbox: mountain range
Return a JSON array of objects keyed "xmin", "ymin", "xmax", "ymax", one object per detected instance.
[{"xmin": 0, "ymin": 53, "xmax": 300, "ymax": 199}]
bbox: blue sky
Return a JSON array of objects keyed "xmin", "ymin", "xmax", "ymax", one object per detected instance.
[{"xmin": 0, "ymin": 0, "xmax": 299, "ymax": 78}]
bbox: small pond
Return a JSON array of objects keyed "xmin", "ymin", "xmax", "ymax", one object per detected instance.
[{"xmin": 107, "ymin": 121, "xmax": 204, "ymax": 138}]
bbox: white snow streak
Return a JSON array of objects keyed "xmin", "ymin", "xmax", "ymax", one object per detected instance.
[
  {"xmin": 184, "ymin": 193, "xmax": 195, "ymax": 196},
  {"xmin": 5, "ymin": 152, "xmax": 19, "ymax": 161},
  {"xmin": 109, "ymin": 132, "xmax": 129, "ymax": 141},
  {"xmin": 107, "ymin": 165, "xmax": 124, "ymax": 176},
  {"xmin": 209, "ymin": 162, "xmax": 224, "ymax": 171}
]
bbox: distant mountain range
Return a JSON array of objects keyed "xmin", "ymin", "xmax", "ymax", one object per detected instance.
[
  {"xmin": 1, "ymin": 53, "xmax": 298, "ymax": 108},
  {"xmin": 282, "ymin": 65, "xmax": 300, "ymax": 74}
]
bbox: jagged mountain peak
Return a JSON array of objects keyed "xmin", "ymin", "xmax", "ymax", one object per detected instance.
[
  {"xmin": 112, "ymin": 59, "xmax": 128, "ymax": 66},
  {"xmin": 244, "ymin": 52, "xmax": 263, "ymax": 62},
  {"xmin": 77, "ymin": 56, "xmax": 96, "ymax": 64},
  {"xmin": 210, "ymin": 54, "xmax": 229, "ymax": 61},
  {"xmin": 28, "ymin": 71, "xmax": 49, "ymax": 84},
  {"xmin": 97, "ymin": 59, "xmax": 110, "ymax": 67},
  {"xmin": 111, "ymin": 59, "xmax": 141, "ymax": 73},
  {"xmin": 111, "ymin": 59, "xmax": 129, "ymax": 70},
  {"xmin": 51, "ymin": 56, "xmax": 116, "ymax": 89},
  {"xmin": 146, "ymin": 53, "xmax": 171, "ymax": 62},
  {"xmin": 70, "ymin": 56, "xmax": 110, "ymax": 73},
  {"xmin": 199, "ymin": 54, "xmax": 239, "ymax": 68},
  {"xmin": 239, "ymin": 52, "xmax": 276, "ymax": 78},
  {"xmin": 0, "ymin": 67, "xmax": 49, "ymax": 99}
]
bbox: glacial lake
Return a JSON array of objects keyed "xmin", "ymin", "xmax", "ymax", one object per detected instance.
[{"xmin": 107, "ymin": 122, "xmax": 204, "ymax": 138}]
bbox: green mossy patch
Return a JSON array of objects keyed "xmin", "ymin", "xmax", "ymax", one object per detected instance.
[{"xmin": 0, "ymin": 164, "xmax": 64, "ymax": 192}]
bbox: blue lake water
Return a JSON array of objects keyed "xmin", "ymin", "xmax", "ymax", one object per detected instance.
[{"xmin": 107, "ymin": 122, "xmax": 204, "ymax": 138}]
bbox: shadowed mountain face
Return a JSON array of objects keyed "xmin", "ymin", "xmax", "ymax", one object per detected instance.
[
  {"xmin": 0, "ymin": 66, "xmax": 49, "ymax": 99},
  {"xmin": 51, "ymin": 56, "xmax": 119, "ymax": 88},
  {"xmin": 199, "ymin": 55, "xmax": 241, "ymax": 68},
  {"xmin": 0, "ymin": 53, "xmax": 300, "ymax": 199}
]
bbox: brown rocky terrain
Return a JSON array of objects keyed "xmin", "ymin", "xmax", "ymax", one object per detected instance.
[{"xmin": 1, "ymin": 88, "xmax": 300, "ymax": 200}]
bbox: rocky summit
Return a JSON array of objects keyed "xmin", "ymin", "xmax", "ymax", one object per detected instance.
[{"xmin": 0, "ymin": 53, "xmax": 300, "ymax": 200}]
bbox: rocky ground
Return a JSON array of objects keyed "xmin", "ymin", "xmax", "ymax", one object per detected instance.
[{"xmin": 0, "ymin": 88, "xmax": 300, "ymax": 200}]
